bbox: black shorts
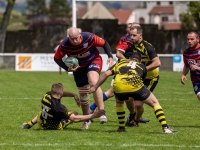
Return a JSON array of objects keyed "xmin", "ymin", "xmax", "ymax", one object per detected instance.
[
  {"xmin": 114, "ymin": 86, "xmax": 151, "ymax": 101},
  {"xmin": 73, "ymin": 66, "xmax": 100, "ymax": 87},
  {"xmin": 144, "ymin": 76, "xmax": 159, "ymax": 92}
]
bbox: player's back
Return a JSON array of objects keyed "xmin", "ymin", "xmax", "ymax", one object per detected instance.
[{"xmin": 112, "ymin": 59, "xmax": 147, "ymax": 93}]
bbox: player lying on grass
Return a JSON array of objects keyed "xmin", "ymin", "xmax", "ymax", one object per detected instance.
[
  {"xmin": 89, "ymin": 52, "xmax": 177, "ymax": 133},
  {"xmin": 22, "ymin": 83, "xmax": 105, "ymax": 130}
]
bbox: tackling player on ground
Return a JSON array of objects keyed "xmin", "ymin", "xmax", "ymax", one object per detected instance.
[{"xmin": 22, "ymin": 83, "xmax": 105, "ymax": 130}]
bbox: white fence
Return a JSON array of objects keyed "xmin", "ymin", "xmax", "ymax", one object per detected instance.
[{"xmin": 0, "ymin": 53, "xmax": 183, "ymax": 72}]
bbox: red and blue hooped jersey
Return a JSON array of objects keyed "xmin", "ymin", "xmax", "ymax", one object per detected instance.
[
  {"xmin": 183, "ymin": 44, "xmax": 200, "ymax": 83},
  {"xmin": 54, "ymin": 32, "xmax": 105, "ymax": 68}
]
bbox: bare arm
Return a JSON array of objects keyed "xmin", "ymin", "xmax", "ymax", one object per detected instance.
[
  {"xmin": 180, "ymin": 65, "xmax": 190, "ymax": 85},
  {"xmin": 69, "ymin": 109, "xmax": 105, "ymax": 122},
  {"xmin": 146, "ymin": 57, "xmax": 161, "ymax": 71},
  {"xmin": 62, "ymin": 91, "xmax": 80, "ymax": 107},
  {"xmin": 90, "ymin": 70, "xmax": 112, "ymax": 93},
  {"xmin": 116, "ymin": 50, "xmax": 126, "ymax": 59}
]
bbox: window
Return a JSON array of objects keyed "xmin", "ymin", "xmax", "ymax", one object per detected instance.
[
  {"xmin": 139, "ymin": 17, "xmax": 145, "ymax": 24},
  {"xmin": 162, "ymin": 16, "xmax": 168, "ymax": 22}
]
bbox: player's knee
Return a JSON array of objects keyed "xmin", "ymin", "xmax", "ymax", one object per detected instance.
[
  {"xmin": 80, "ymin": 94, "xmax": 90, "ymax": 105},
  {"xmin": 134, "ymin": 101, "xmax": 143, "ymax": 107},
  {"xmin": 78, "ymin": 85, "xmax": 90, "ymax": 105}
]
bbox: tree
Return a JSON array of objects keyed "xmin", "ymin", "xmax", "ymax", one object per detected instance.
[
  {"xmin": 49, "ymin": 0, "xmax": 71, "ymax": 20},
  {"xmin": 0, "ymin": 0, "xmax": 16, "ymax": 53},
  {"xmin": 181, "ymin": 2, "xmax": 200, "ymax": 30},
  {"xmin": 26, "ymin": 0, "xmax": 47, "ymax": 21}
]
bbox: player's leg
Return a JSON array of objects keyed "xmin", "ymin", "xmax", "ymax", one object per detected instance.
[
  {"xmin": 73, "ymin": 67, "xmax": 92, "ymax": 129},
  {"xmin": 125, "ymin": 97, "xmax": 137, "ymax": 127},
  {"xmin": 135, "ymin": 76, "xmax": 159, "ymax": 123},
  {"xmin": 134, "ymin": 100, "xmax": 150, "ymax": 123},
  {"xmin": 88, "ymin": 70, "xmax": 107, "ymax": 124},
  {"xmin": 116, "ymin": 99, "xmax": 126, "ymax": 132},
  {"xmin": 22, "ymin": 115, "xmax": 38, "ymax": 129},
  {"xmin": 88, "ymin": 56, "xmax": 107, "ymax": 124},
  {"xmin": 89, "ymin": 79, "xmax": 114, "ymax": 113},
  {"xmin": 144, "ymin": 92, "xmax": 177, "ymax": 133},
  {"xmin": 115, "ymin": 93, "xmax": 131, "ymax": 132},
  {"xmin": 104, "ymin": 78, "xmax": 115, "ymax": 98},
  {"xmin": 78, "ymin": 85, "xmax": 91, "ymax": 129},
  {"xmin": 192, "ymin": 82, "xmax": 200, "ymax": 101}
]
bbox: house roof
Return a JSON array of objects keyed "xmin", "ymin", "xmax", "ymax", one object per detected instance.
[
  {"xmin": 76, "ymin": 5, "xmax": 87, "ymax": 19},
  {"xmin": 149, "ymin": 6, "xmax": 174, "ymax": 15},
  {"xmin": 82, "ymin": 2, "xmax": 115, "ymax": 19},
  {"xmin": 110, "ymin": 9, "xmax": 133, "ymax": 24},
  {"xmin": 161, "ymin": 23, "xmax": 181, "ymax": 30}
]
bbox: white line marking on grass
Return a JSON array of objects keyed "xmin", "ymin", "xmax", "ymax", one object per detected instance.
[
  {"xmin": 0, "ymin": 143, "xmax": 200, "ymax": 148},
  {"xmin": 0, "ymin": 98, "xmax": 40, "ymax": 100},
  {"xmin": 0, "ymin": 98, "xmax": 191, "ymax": 101}
]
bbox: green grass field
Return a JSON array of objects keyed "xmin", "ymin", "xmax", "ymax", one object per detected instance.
[{"xmin": 0, "ymin": 70, "xmax": 200, "ymax": 150}]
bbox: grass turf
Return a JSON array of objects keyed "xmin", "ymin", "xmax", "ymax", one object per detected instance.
[{"xmin": 0, "ymin": 70, "xmax": 199, "ymax": 150}]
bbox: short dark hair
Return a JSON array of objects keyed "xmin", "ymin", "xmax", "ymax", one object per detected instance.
[
  {"xmin": 129, "ymin": 52, "xmax": 141, "ymax": 62},
  {"xmin": 188, "ymin": 31, "xmax": 199, "ymax": 38},
  {"xmin": 130, "ymin": 26, "xmax": 143, "ymax": 34}
]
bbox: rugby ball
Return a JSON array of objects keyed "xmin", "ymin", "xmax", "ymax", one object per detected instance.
[{"xmin": 64, "ymin": 57, "xmax": 79, "ymax": 68}]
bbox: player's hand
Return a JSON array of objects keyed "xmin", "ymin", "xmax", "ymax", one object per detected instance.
[
  {"xmin": 73, "ymin": 94, "xmax": 81, "ymax": 107},
  {"xmin": 89, "ymin": 86, "xmax": 96, "ymax": 94},
  {"xmin": 68, "ymin": 65, "xmax": 80, "ymax": 72},
  {"xmin": 107, "ymin": 57, "xmax": 114, "ymax": 67},
  {"xmin": 190, "ymin": 64, "xmax": 199, "ymax": 71},
  {"xmin": 91, "ymin": 109, "xmax": 105, "ymax": 118},
  {"xmin": 181, "ymin": 74, "xmax": 187, "ymax": 85}
]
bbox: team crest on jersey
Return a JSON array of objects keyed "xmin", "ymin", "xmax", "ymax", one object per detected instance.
[
  {"xmin": 198, "ymin": 49, "xmax": 200, "ymax": 55},
  {"xmin": 83, "ymin": 43, "xmax": 88, "ymax": 48}
]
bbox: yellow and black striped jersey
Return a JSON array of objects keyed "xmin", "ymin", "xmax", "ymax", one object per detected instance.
[
  {"xmin": 38, "ymin": 92, "xmax": 69, "ymax": 129},
  {"xmin": 110, "ymin": 59, "xmax": 147, "ymax": 93},
  {"xmin": 132, "ymin": 40, "xmax": 159, "ymax": 79}
]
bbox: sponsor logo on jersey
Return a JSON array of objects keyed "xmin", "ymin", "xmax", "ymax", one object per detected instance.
[
  {"xmin": 77, "ymin": 51, "xmax": 90, "ymax": 58},
  {"xmin": 83, "ymin": 43, "xmax": 88, "ymax": 48}
]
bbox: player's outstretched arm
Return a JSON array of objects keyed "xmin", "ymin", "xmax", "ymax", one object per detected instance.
[
  {"xmin": 69, "ymin": 109, "xmax": 105, "ymax": 122},
  {"xmin": 90, "ymin": 70, "xmax": 112, "ymax": 93}
]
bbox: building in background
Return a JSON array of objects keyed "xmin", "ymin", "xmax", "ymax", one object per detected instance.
[{"xmin": 76, "ymin": 1, "xmax": 189, "ymax": 30}]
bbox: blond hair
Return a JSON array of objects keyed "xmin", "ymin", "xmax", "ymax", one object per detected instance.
[{"xmin": 51, "ymin": 83, "xmax": 63, "ymax": 95}]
